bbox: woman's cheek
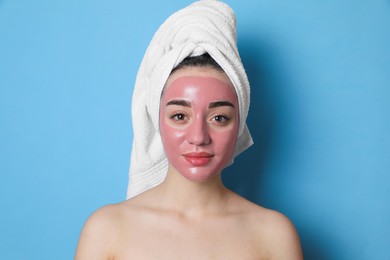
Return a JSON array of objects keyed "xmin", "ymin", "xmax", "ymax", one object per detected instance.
[
  {"xmin": 161, "ymin": 122, "xmax": 186, "ymax": 157},
  {"xmin": 213, "ymin": 130, "xmax": 237, "ymax": 153}
]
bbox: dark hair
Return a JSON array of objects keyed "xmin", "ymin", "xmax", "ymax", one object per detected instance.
[{"xmin": 171, "ymin": 53, "xmax": 224, "ymax": 73}]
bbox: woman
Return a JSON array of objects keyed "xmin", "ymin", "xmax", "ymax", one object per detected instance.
[{"xmin": 76, "ymin": 1, "xmax": 303, "ymax": 259}]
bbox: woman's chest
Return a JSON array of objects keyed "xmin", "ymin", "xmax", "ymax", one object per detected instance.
[{"xmin": 113, "ymin": 220, "xmax": 268, "ymax": 260}]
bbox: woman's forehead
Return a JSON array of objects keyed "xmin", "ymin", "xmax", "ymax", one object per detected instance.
[
  {"xmin": 166, "ymin": 67, "xmax": 233, "ymax": 87},
  {"xmin": 162, "ymin": 80, "xmax": 238, "ymax": 107},
  {"xmin": 163, "ymin": 67, "xmax": 236, "ymax": 98}
]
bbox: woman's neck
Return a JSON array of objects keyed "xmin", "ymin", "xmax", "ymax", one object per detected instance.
[{"xmin": 153, "ymin": 164, "xmax": 229, "ymax": 218}]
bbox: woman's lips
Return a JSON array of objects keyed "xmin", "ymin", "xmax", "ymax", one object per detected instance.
[{"xmin": 182, "ymin": 152, "xmax": 214, "ymax": 166}]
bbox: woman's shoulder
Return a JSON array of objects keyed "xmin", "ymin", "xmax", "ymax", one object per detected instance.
[
  {"xmin": 228, "ymin": 191, "xmax": 295, "ymax": 226},
  {"xmin": 74, "ymin": 203, "xmax": 122, "ymax": 259},
  {"xmin": 84, "ymin": 196, "xmax": 150, "ymax": 226},
  {"xmin": 227, "ymin": 192, "xmax": 303, "ymax": 259},
  {"xmin": 249, "ymin": 205, "xmax": 300, "ymax": 245},
  {"xmin": 84, "ymin": 202, "xmax": 127, "ymax": 227},
  {"xmin": 75, "ymin": 200, "xmax": 145, "ymax": 259}
]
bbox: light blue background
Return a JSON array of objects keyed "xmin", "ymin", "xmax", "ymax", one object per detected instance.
[{"xmin": 1, "ymin": 0, "xmax": 389, "ymax": 259}]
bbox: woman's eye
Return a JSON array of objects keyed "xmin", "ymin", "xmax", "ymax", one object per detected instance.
[
  {"xmin": 170, "ymin": 113, "xmax": 187, "ymax": 121},
  {"xmin": 212, "ymin": 115, "xmax": 229, "ymax": 123}
]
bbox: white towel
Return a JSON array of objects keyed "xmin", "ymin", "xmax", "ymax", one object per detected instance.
[{"xmin": 126, "ymin": 0, "xmax": 253, "ymax": 199}]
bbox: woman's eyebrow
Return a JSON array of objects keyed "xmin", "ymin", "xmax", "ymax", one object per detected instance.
[
  {"xmin": 166, "ymin": 100, "xmax": 191, "ymax": 107},
  {"xmin": 208, "ymin": 101, "xmax": 235, "ymax": 108}
]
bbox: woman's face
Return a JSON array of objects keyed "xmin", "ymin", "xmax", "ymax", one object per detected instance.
[{"xmin": 159, "ymin": 67, "xmax": 239, "ymax": 182}]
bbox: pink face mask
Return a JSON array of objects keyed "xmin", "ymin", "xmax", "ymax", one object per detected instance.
[{"xmin": 159, "ymin": 69, "xmax": 239, "ymax": 182}]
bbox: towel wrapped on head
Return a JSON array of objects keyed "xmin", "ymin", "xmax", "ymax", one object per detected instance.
[{"xmin": 127, "ymin": 0, "xmax": 253, "ymax": 199}]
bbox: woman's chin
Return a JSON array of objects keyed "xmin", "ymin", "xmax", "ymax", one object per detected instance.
[{"xmin": 179, "ymin": 167, "xmax": 221, "ymax": 182}]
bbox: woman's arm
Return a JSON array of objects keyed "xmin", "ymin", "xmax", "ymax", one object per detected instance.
[
  {"xmin": 263, "ymin": 211, "xmax": 304, "ymax": 260},
  {"xmin": 75, "ymin": 206, "xmax": 118, "ymax": 260}
]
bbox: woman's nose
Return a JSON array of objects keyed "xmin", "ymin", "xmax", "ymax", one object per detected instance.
[{"xmin": 186, "ymin": 117, "xmax": 211, "ymax": 146}]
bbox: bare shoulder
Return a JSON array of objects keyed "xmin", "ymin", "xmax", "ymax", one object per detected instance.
[
  {"xmin": 75, "ymin": 203, "xmax": 127, "ymax": 260},
  {"xmin": 228, "ymin": 193, "xmax": 303, "ymax": 259},
  {"xmin": 252, "ymin": 207, "xmax": 303, "ymax": 259},
  {"xmin": 268, "ymin": 210, "xmax": 303, "ymax": 259},
  {"xmin": 256, "ymin": 208, "xmax": 302, "ymax": 255},
  {"xmin": 74, "ymin": 194, "xmax": 156, "ymax": 259}
]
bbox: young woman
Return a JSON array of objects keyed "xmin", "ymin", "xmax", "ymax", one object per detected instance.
[
  {"xmin": 76, "ymin": 1, "xmax": 303, "ymax": 259},
  {"xmin": 75, "ymin": 54, "xmax": 303, "ymax": 259}
]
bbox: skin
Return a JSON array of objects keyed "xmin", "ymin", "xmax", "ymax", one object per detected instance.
[
  {"xmin": 159, "ymin": 74, "xmax": 239, "ymax": 182},
  {"xmin": 75, "ymin": 67, "xmax": 304, "ymax": 260}
]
